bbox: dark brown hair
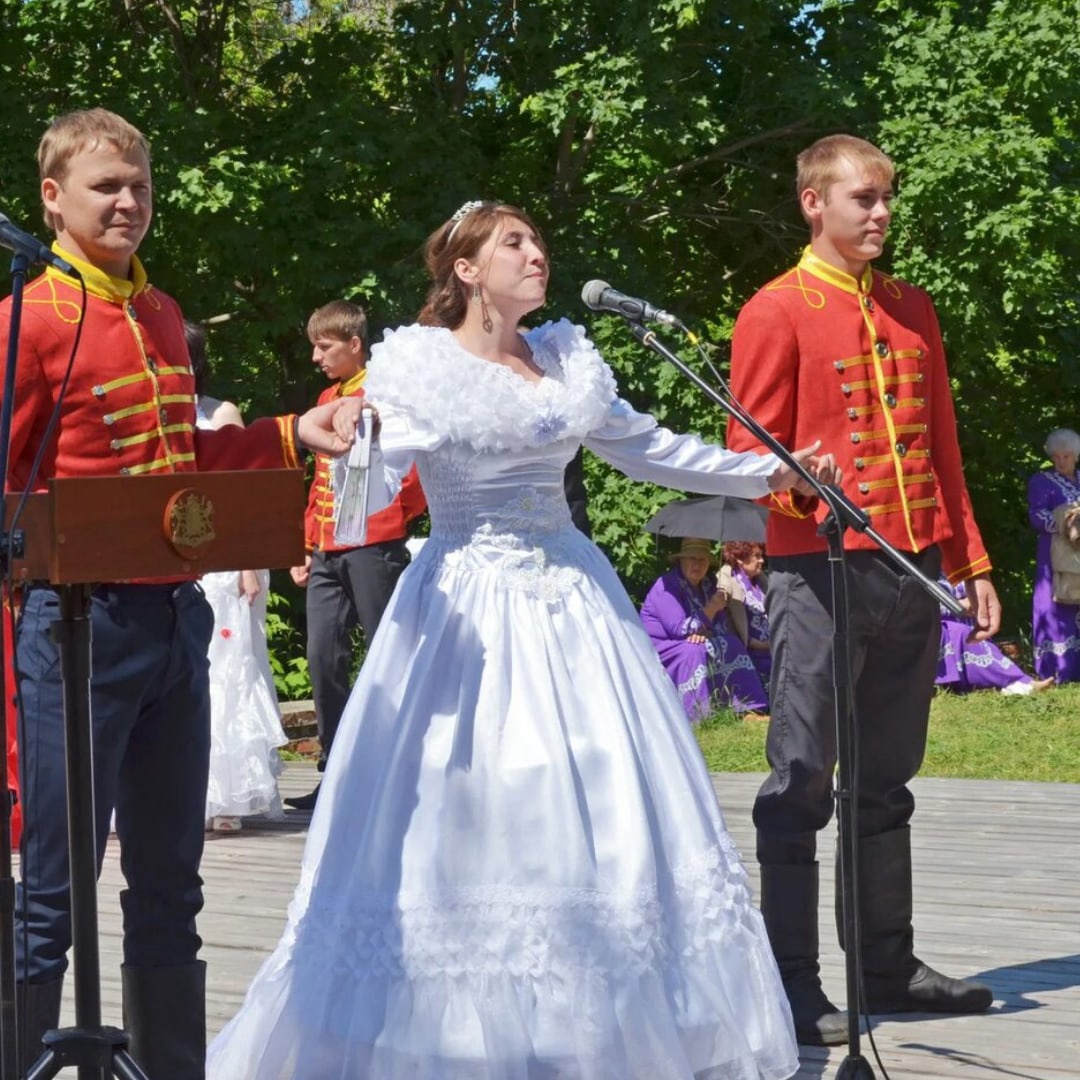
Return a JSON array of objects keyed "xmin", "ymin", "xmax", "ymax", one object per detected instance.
[{"xmin": 416, "ymin": 201, "xmax": 547, "ymax": 329}]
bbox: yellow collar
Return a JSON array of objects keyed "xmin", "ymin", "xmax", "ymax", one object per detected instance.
[
  {"xmin": 338, "ymin": 369, "xmax": 367, "ymax": 396},
  {"xmin": 44, "ymin": 244, "xmax": 148, "ymax": 303},
  {"xmin": 798, "ymin": 246, "xmax": 873, "ymax": 296}
]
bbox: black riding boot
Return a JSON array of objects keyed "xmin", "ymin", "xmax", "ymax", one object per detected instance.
[
  {"xmin": 760, "ymin": 862, "xmax": 849, "ymax": 1046},
  {"xmin": 16, "ymin": 977, "xmax": 63, "ymax": 1075},
  {"xmin": 838, "ymin": 827, "xmax": 993, "ymax": 1014},
  {"xmin": 122, "ymin": 960, "xmax": 207, "ymax": 1080}
]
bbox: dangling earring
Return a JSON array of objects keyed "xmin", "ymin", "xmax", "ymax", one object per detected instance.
[{"xmin": 472, "ymin": 282, "xmax": 493, "ymax": 332}]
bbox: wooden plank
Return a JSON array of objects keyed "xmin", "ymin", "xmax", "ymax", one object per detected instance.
[{"xmin": 32, "ymin": 766, "xmax": 1080, "ymax": 1077}]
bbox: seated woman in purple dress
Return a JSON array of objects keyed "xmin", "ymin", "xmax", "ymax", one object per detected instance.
[
  {"xmin": 722, "ymin": 540, "xmax": 771, "ymax": 685},
  {"xmin": 640, "ymin": 537, "xmax": 768, "ymax": 721},
  {"xmin": 937, "ymin": 580, "xmax": 1055, "ymax": 696},
  {"xmin": 1028, "ymin": 427, "xmax": 1080, "ymax": 683}
]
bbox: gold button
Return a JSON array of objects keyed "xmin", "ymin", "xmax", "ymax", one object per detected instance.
[
  {"xmin": 896, "ymin": 442, "xmax": 907, "ymax": 457},
  {"xmin": 885, "ymin": 393, "xmax": 897, "ymax": 408},
  {"xmin": 854, "ymin": 457, "xmax": 865, "ymax": 470},
  {"xmin": 851, "ymin": 433, "xmax": 861, "ymax": 444},
  {"xmin": 858, "ymin": 483, "xmax": 870, "ymax": 495},
  {"xmin": 875, "ymin": 341, "xmax": 889, "ymax": 358},
  {"xmin": 847, "ymin": 408, "xmax": 857, "ymax": 420}
]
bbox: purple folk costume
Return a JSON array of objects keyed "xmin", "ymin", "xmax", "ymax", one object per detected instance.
[
  {"xmin": 936, "ymin": 582, "xmax": 1032, "ymax": 695},
  {"xmin": 640, "ymin": 568, "xmax": 768, "ymax": 720},
  {"xmin": 733, "ymin": 566, "xmax": 772, "ymax": 685},
  {"xmin": 1027, "ymin": 467, "xmax": 1080, "ymax": 682}
]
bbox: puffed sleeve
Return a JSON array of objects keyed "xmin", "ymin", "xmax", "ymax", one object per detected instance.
[{"xmin": 349, "ymin": 402, "xmax": 442, "ymax": 533}]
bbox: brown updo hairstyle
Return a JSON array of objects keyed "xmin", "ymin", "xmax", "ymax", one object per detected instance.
[
  {"xmin": 723, "ymin": 541, "xmax": 764, "ymax": 568},
  {"xmin": 416, "ymin": 201, "xmax": 548, "ymax": 330}
]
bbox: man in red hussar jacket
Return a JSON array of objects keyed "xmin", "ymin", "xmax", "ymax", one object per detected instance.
[
  {"xmin": 286, "ymin": 300, "xmax": 426, "ymax": 811},
  {"xmin": 0, "ymin": 106, "xmax": 353, "ymax": 1078},
  {"xmin": 727, "ymin": 133, "xmax": 1000, "ymax": 1047}
]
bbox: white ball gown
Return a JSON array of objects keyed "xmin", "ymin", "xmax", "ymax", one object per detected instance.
[{"xmin": 207, "ymin": 321, "xmax": 798, "ymax": 1079}]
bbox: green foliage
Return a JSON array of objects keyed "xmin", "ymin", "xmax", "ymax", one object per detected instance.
[
  {"xmin": 2, "ymin": 0, "xmax": 1078, "ymax": 656},
  {"xmin": 265, "ymin": 587, "xmax": 312, "ymax": 701},
  {"xmin": 696, "ymin": 682, "xmax": 1080, "ymax": 783}
]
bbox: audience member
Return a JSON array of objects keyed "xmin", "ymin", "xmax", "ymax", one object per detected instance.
[
  {"xmin": 640, "ymin": 537, "xmax": 768, "ymax": 720},
  {"xmin": 722, "ymin": 540, "xmax": 772, "ymax": 684},
  {"xmin": 1027, "ymin": 427, "xmax": 1080, "ymax": 683},
  {"xmin": 936, "ymin": 579, "xmax": 1053, "ymax": 696}
]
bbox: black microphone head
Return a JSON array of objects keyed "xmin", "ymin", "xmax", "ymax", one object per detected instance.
[{"xmin": 581, "ymin": 280, "xmax": 611, "ymax": 311}]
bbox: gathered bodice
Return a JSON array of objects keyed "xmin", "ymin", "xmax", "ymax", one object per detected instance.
[
  {"xmin": 420, "ymin": 440, "xmax": 575, "ymax": 543},
  {"xmin": 413, "ymin": 439, "xmax": 589, "ymax": 604}
]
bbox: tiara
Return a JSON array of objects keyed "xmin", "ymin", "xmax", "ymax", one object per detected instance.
[{"xmin": 447, "ymin": 200, "xmax": 487, "ymax": 239}]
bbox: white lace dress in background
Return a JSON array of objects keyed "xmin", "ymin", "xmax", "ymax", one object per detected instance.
[
  {"xmin": 196, "ymin": 404, "xmax": 288, "ymax": 823},
  {"xmin": 207, "ymin": 321, "xmax": 798, "ymax": 1079}
]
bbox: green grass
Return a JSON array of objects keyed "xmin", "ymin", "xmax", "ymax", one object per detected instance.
[{"xmin": 694, "ymin": 682, "xmax": 1080, "ymax": 783}]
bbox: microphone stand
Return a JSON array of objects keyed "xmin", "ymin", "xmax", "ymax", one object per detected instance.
[{"xmin": 622, "ymin": 319, "xmax": 963, "ymax": 1080}]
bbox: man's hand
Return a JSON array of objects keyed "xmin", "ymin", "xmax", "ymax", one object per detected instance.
[
  {"xmin": 296, "ymin": 398, "xmax": 362, "ymax": 456},
  {"xmin": 965, "ymin": 574, "xmax": 1002, "ymax": 641},
  {"xmin": 767, "ymin": 440, "xmax": 843, "ymax": 495},
  {"xmin": 290, "ymin": 555, "xmax": 312, "ymax": 588}
]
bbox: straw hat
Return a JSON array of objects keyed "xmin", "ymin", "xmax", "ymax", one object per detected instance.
[{"xmin": 668, "ymin": 538, "xmax": 717, "ymax": 565}]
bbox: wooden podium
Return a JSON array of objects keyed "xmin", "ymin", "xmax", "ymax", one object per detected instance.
[
  {"xmin": 4, "ymin": 469, "xmax": 305, "ymax": 1080},
  {"xmin": 7, "ymin": 469, "xmax": 305, "ymax": 583}
]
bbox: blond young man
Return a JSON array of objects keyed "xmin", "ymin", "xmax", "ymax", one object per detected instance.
[
  {"xmin": 0, "ymin": 107, "xmax": 349, "ymax": 1077},
  {"xmin": 727, "ymin": 134, "xmax": 999, "ymax": 1046}
]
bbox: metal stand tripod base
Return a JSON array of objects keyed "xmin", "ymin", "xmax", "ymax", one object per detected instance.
[
  {"xmin": 835, "ymin": 1055, "xmax": 877, "ymax": 1079},
  {"xmin": 26, "ymin": 1025, "xmax": 148, "ymax": 1080}
]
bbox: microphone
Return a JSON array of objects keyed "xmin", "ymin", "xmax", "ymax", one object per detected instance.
[
  {"xmin": 581, "ymin": 279, "xmax": 683, "ymax": 328},
  {"xmin": 0, "ymin": 212, "xmax": 75, "ymax": 274}
]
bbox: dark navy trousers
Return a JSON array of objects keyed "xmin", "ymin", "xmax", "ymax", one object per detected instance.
[{"xmin": 15, "ymin": 581, "xmax": 213, "ymax": 981}]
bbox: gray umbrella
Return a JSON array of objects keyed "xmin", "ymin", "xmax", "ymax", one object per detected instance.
[{"xmin": 644, "ymin": 495, "xmax": 768, "ymax": 543}]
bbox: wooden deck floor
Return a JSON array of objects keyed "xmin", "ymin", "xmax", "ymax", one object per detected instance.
[{"xmin": 56, "ymin": 765, "xmax": 1080, "ymax": 1078}]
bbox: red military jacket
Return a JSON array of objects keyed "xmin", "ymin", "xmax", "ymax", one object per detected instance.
[
  {"xmin": 303, "ymin": 371, "xmax": 426, "ymax": 552},
  {"xmin": 0, "ymin": 249, "xmax": 301, "ymax": 564},
  {"xmin": 727, "ymin": 248, "xmax": 990, "ymax": 585}
]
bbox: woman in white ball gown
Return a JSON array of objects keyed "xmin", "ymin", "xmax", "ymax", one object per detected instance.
[{"xmin": 208, "ymin": 202, "xmax": 835, "ymax": 1079}]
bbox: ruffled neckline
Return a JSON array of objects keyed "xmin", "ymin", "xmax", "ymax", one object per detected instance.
[{"xmin": 365, "ymin": 319, "xmax": 617, "ymax": 452}]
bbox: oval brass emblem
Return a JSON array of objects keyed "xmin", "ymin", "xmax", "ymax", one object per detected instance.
[{"xmin": 164, "ymin": 489, "xmax": 216, "ymax": 560}]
